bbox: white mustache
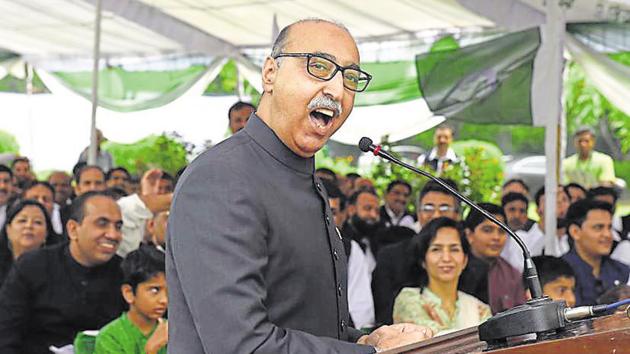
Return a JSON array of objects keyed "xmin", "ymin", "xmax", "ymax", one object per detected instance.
[{"xmin": 307, "ymin": 96, "xmax": 342, "ymax": 116}]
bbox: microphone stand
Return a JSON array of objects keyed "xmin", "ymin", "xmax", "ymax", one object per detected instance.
[{"xmin": 358, "ymin": 137, "xmax": 571, "ymax": 349}]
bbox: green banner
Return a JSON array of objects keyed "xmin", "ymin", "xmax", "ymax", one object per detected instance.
[
  {"xmin": 415, "ymin": 28, "xmax": 541, "ymax": 124},
  {"xmin": 52, "ymin": 65, "xmax": 208, "ymax": 112},
  {"xmin": 355, "ymin": 60, "xmax": 422, "ymax": 107}
]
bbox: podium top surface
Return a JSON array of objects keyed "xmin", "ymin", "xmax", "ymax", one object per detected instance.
[{"xmin": 383, "ymin": 309, "xmax": 630, "ymax": 354}]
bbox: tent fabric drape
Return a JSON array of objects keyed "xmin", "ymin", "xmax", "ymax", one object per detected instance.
[
  {"xmin": 566, "ymin": 34, "xmax": 630, "ymax": 117},
  {"xmin": 38, "ymin": 57, "xmax": 227, "ymax": 112},
  {"xmin": 415, "ymin": 28, "xmax": 541, "ymax": 124}
]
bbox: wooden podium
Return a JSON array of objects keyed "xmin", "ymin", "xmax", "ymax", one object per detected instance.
[{"xmin": 382, "ymin": 309, "xmax": 630, "ymax": 354}]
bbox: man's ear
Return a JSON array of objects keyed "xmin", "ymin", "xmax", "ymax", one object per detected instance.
[
  {"xmin": 465, "ymin": 229, "xmax": 474, "ymax": 244},
  {"xmin": 568, "ymin": 224, "xmax": 581, "ymax": 241},
  {"xmin": 66, "ymin": 219, "xmax": 79, "ymax": 242},
  {"xmin": 121, "ymin": 284, "xmax": 135, "ymax": 305},
  {"xmin": 346, "ymin": 204, "xmax": 356, "ymax": 217},
  {"xmin": 146, "ymin": 218, "xmax": 155, "ymax": 236},
  {"xmin": 261, "ymin": 56, "xmax": 278, "ymax": 94}
]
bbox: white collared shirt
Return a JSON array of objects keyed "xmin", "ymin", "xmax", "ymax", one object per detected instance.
[
  {"xmin": 383, "ymin": 205, "xmax": 416, "ymax": 229},
  {"xmin": 347, "ymin": 240, "xmax": 375, "ymax": 329},
  {"xmin": 51, "ymin": 203, "xmax": 63, "ymax": 235},
  {"xmin": 501, "ymin": 222, "xmax": 546, "ymax": 272},
  {"xmin": 0, "ymin": 204, "xmax": 6, "ymax": 230}
]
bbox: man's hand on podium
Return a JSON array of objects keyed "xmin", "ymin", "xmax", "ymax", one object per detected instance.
[{"xmin": 357, "ymin": 323, "xmax": 433, "ymax": 352}]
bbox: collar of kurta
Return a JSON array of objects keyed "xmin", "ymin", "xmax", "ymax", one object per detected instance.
[{"xmin": 244, "ymin": 113, "xmax": 315, "ymax": 176}]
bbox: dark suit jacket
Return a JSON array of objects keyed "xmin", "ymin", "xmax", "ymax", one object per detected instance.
[
  {"xmin": 166, "ymin": 114, "xmax": 374, "ymax": 353},
  {"xmin": 371, "ymin": 239, "xmax": 418, "ymax": 326}
]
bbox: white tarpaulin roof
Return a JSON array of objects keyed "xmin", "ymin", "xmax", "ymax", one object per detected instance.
[{"xmin": 0, "ymin": 0, "xmax": 629, "ymax": 173}]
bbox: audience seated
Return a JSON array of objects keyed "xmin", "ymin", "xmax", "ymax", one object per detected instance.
[
  {"xmin": 380, "ymin": 180, "xmax": 415, "ymax": 230},
  {"xmin": 315, "ymin": 167, "xmax": 338, "ymax": 184},
  {"xmin": 227, "ymin": 101, "xmax": 255, "ymax": 135},
  {"xmin": 563, "ymin": 199, "xmax": 630, "ymax": 305},
  {"xmin": 565, "ymin": 182, "xmax": 587, "ymax": 203},
  {"xmin": 0, "ymin": 200, "xmax": 60, "ymax": 286},
  {"xmin": 48, "ymin": 171, "xmax": 73, "ymax": 207},
  {"xmin": 417, "ymin": 125, "xmax": 460, "ymax": 174},
  {"xmin": 459, "ymin": 203, "xmax": 527, "ymax": 314},
  {"xmin": 532, "ymin": 255, "xmax": 576, "ymax": 307},
  {"xmin": 77, "ymin": 129, "xmax": 114, "ymax": 172},
  {"xmin": 342, "ymin": 189, "xmax": 380, "ymax": 274},
  {"xmin": 372, "ymin": 179, "xmax": 460, "ymax": 326},
  {"xmin": 11, "ymin": 157, "xmax": 34, "ymax": 190},
  {"xmin": 322, "ymin": 179, "xmax": 375, "ymax": 330},
  {"xmin": 502, "ymin": 185, "xmax": 571, "ymax": 270},
  {"xmin": 117, "ymin": 169, "xmax": 173, "ymax": 257},
  {"xmin": 501, "ymin": 192, "xmax": 534, "ymax": 232},
  {"xmin": 0, "ymin": 165, "xmax": 14, "ymax": 229},
  {"xmin": 393, "ymin": 217, "xmax": 491, "ymax": 335},
  {"xmin": 145, "ymin": 211, "xmax": 168, "ymax": 252},
  {"xmin": 586, "ymin": 186, "xmax": 629, "ymax": 265},
  {"xmin": 74, "ymin": 165, "xmax": 107, "ymax": 196},
  {"xmin": 340, "ymin": 172, "xmax": 360, "ymax": 197},
  {"xmin": 597, "ymin": 284, "xmax": 630, "ymax": 306},
  {"xmin": 0, "ymin": 191, "xmax": 125, "ymax": 353},
  {"xmin": 94, "ymin": 246, "xmax": 168, "ymax": 354},
  {"xmin": 106, "ymin": 167, "xmax": 131, "ymax": 192},
  {"xmin": 157, "ymin": 172, "xmax": 175, "ymax": 195},
  {"xmin": 502, "ymin": 178, "xmax": 530, "ymax": 199},
  {"xmin": 22, "ymin": 181, "xmax": 64, "ymax": 235}
]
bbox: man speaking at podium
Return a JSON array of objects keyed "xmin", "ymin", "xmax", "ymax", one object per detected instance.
[{"xmin": 166, "ymin": 19, "xmax": 432, "ymax": 353}]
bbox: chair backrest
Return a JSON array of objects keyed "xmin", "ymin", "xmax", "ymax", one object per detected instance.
[{"xmin": 73, "ymin": 330, "xmax": 99, "ymax": 354}]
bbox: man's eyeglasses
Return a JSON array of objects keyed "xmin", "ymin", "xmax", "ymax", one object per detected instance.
[
  {"xmin": 419, "ymin": 204, "xmax": 456, "ymax": 213},
  {"xmin": 273, "ymin": 53, "xmax": 372, "ymax": 92}
]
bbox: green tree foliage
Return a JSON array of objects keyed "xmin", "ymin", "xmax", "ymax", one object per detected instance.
[
  {"xmin": 0, "ymin": 130, "xmax": 19, "ymax": 153},
  {"xmin": 204, "ymin": 60, "xmax": 261, "ymax": 105},
  {"xmin": 103, "ymin": 133, "xmax": 190, "ymax": 176},
  {"xmin": 444, "ymin": 140, "xmax": 504, "ymax": 204},
  {"xmin": 315, "ymin": 145, "xmax": 358, "ymax": 176},
  {"xmin": 564, "ymin": 52, "xmax": 630, "ymax": 158}
]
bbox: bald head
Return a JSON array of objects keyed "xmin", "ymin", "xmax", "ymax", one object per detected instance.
[
  {"xmin": 271, "ymin": 19, "xmax": 352, "ymax": 60},
  {"xmin": 257, "ymin": 19, "xmax": 362, "ymax": 158}
]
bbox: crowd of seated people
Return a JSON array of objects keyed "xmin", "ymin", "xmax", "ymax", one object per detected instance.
[
  {"xmin": 317, "ymin": 166, "xmax": 629, "ymax": 335},
  {"xmin": 0, "ymin": 131, "xmax": 628, "ymax": 352}
]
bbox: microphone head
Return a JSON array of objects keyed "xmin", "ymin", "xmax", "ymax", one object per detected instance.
[{"xmin": 358, "ymin": 137, "xmax": 373, "ymax": 152}]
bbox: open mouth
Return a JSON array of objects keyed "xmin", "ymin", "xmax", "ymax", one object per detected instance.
[
  {"xmin": 309, "ymin": 108, "xmax": 337, "ymax": 132},
  {"xmin": 98, "ymin": 239, "xmax": 119, "ymax": 253}
]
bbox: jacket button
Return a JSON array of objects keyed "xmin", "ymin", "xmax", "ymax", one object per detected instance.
[
  {"xmin": 333, "ymin": 250, "xmax": 339, "ymax": 261},
  {"xmin": 315, "ymin": 183, "xmax": 322, "ymax": 191},
  {"xmin": 337, "ymin": 284, "xmax": 343, "ymax": 297},
  {"xmin": 340, "ymin": 320, "xmax": 346, "ymax": 332},
  {"xmin": 325, "ymin": 216, "xmax": 331, "ymax": 225}
]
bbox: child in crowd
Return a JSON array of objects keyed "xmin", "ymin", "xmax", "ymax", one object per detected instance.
[
  {"xmin": 95, "ymin": 247, "xmax": 168, "ymax": 354},
  {"xmin": 532, "ymin": 255, "xmax": 576, "ymax": 307}
]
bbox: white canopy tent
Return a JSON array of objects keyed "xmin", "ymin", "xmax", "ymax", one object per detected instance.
[{"xmin": 0, "ymin": 1, "xmax": 628, "ymax": 237}]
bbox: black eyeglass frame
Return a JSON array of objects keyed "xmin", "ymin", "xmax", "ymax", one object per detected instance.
[{"xmin": 273, "ymin": 52, "xmax": 372, "ymax": 92}]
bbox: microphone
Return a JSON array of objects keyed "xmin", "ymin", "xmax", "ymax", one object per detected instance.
[
  {"xmin": 359, "ymin": 137, "xmax": 543, "ymax": 298},
  {"xmin": 358, "ymin": 137, "xmax": 594, "ymax": 348}
]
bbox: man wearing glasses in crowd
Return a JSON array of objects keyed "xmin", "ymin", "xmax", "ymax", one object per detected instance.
[{"xmin": 167, "ymin": 19, "xmax": 432, "ymax": 353}]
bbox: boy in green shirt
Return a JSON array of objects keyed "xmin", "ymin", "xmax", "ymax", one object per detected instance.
[{"xmin": 95, "ymin": 246, "xmax": 168, "ymax": 354}]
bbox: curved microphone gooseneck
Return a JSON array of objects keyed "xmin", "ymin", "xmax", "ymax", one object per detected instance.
[
  {"xmin": 358, "ymin": 137, "xmax": 619, "ymax": 348},
  {"xmin": 358, "ymin": 137, "xmax": 542, "ymax": 298}
]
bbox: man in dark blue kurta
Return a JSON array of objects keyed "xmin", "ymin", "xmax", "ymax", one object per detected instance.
[
  {"xmin": 563, "ymin": 199, "xmax": 629, "ymax": 305},
  {"xmin": 166, "ymin": 19, "xmax": 432, "ymax": 353}
]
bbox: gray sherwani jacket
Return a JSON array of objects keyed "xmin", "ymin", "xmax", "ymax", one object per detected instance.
[{"xmin": 166, "ymin": 114, "xmax": 375, "ymax": 353}]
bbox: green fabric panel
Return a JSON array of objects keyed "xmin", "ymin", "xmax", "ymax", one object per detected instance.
[
  {"xmin": 355, "ymin": 61, "xmax": 422, "ymax": 107},
  {"xmin": 52, "ymin": 65, "xmax": 207, "ymax": 112},
  {"xmin": 568, "ymin": 22, "xmax": 630, "ymax": 52},
  {"xmin": 415, "ymin": 28, "xmax": 541, "ymax": 125}
]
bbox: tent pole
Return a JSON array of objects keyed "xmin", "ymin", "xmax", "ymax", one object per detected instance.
[
  {"xmin": 543, "ymin": 0, "xmax": 567, "ymax": 254},
  {"xmin": 88, "ymin": 0, "xmax": 103, "ymax": 166}
]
